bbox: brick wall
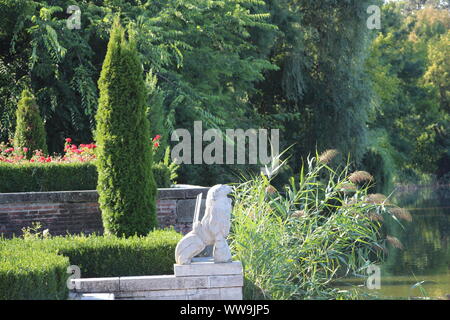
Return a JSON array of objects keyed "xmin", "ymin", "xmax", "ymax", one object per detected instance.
[{"xmin": 0, "ymin": 186, "xmax": 209, "ymax": 238}]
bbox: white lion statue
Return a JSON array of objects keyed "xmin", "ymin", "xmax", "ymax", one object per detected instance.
[{"xmin": 175, "ymin": 184, "xmax": 233, "ymax": 265}]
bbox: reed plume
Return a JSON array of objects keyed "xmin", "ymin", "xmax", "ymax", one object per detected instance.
[
  {"xmin": 292, "ymin": 210, "xmax": 306, "ymax": 218},
  {"xmin": 348, "ymin": 171, "xmax": 374, "ymax": 184},
  {"xmin": 367, "ymin": 210, "xmax": 384, "ymax": 222},
  {"xmin": 371, "ymin": 243, "xmax": 387, "ymax": 254},
  {"xmin": 365, "ymin": 193, "xmax": 388, "ymax": 205},
  {"xmin": 265, "ymin": 185, "xmax": 277, "ymax": 195},
  {"xmin": 390, "ymin": 207, "xmax": 413, "ymax": 222},
  {"xmin": 386, "ymin": 235, "xmax": 404, "ymax": 250},
  {"xmin": 318, "ymin": 149, "xmax": 339, "ymax": 164}
]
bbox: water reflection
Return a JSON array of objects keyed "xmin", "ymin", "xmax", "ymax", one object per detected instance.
[
  {"xmin": 336, "ymin": 185, "xmax": 450, "ymax": 299},
  {"xmin": 379, "ymin": 186, "xmax": 450, "ymax": 298}
]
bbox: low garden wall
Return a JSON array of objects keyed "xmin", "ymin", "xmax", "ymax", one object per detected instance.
[
  {"xmin": 0, "ymin": 185, "xmax": 209, "ymax": 238},
  {"xmin": 70, "ymin": 259, "xmax": 244, "ymax": 300}
]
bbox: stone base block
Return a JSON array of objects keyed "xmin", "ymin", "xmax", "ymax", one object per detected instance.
[
  {"xmin": 70, "ymin": 260, "xmax": 244, "ymax": 300},
  {"xmin": 68, "ymin": 292, "xmax": 115, "ymax": 300},
  {"xmin": 115, "ymin": 287, "xmax": 242, "ymax": 300},
  {"xmin": 174, "ymin": 258, "xmax": 243, "ymax": 277}
]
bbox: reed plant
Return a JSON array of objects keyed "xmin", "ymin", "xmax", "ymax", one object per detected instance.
[{"xmin": 229, "ymin": 151, "xmax": 401, "ymax": 300}]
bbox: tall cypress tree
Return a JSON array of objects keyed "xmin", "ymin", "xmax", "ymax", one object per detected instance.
[
  {"xmin": 95, "ymin": 18, "xmax": 157, "ymax": 237},
  {"xmin": 13, "ymin": 89, "xmax": 47, "ymax": 158}
]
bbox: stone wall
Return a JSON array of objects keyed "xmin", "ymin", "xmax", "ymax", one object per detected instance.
[
  {"xmin": 0, "ymin": 186, "xmax": 209, "ymax": 238},
  {"xmin": 70, "ymin": 259, "xmax": 243, "ymax": 300}
]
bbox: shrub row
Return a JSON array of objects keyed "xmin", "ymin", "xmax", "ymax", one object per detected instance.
[
  {"xmin": 0, "ymin": 229, "xmax": 182, "ymax": 299},
  {"xmin": 0, "ymin": 242, "xmax": 69, "ymax": 300},
  {"xmin": 0, "ymin": 161, "xmax": 172, "ymax": 193},
  {"xmin": 45, "ymin": 229, "xmax": 182, "ymax": 277}
]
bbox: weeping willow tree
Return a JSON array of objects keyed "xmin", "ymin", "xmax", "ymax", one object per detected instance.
[{"xmin": 251, "ymin": 0, "xmax": 382, "ymax": 171}]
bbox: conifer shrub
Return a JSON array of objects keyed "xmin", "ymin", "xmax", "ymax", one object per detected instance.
[
  {"xmin": 13, "ymin": 89, "xmax": 47, "ymax": 158},
  {"xmin": 95, "ymin": 18, "xmax": 157, "ymax": 236}
]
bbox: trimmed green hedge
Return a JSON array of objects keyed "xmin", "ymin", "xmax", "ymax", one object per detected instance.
[
  {"xmin": 0, "ymin": 229, "xmax": 182, "ymax": 300},
  {"xmin": 0, "ymin": 162, "xmax": 97, "ymax": 193},
  {"xmin": 44, "ymin": 229, "xmax": 181, "ymax": 277},
  {"xmin": 0, "ymin": 242, "xmax": 69, "ymax": 300},
  {"xmin": 0, "ymin": 161, "xmax": 172, "ymax": 193}
]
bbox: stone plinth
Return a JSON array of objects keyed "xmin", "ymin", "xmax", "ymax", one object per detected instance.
[
  {"xmin": 174, "ymin": 257, "xmax": 243, "ymax": 277},
  {"xmin": 70, "ymin": 259, "xmax": 243, "ymax": 300},
  {"xmin": 68, "ymin": 293, "xmax": 114, "ymax": 300}
]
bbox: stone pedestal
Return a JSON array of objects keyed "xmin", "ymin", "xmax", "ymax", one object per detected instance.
[
  {"xmin": 172, "ymin": 258, "xmax": 243, "ymax": 300},
  {"xmin": 68, "ymin": 292, "xmax": 114, "ymax": 300},
  {"xmin": 70, "ymin": 258, "xmax": 243, "ymax": 300},
  {"xmin": 174, "ymin": 257, "xmax": 243, "ymax": 276}
]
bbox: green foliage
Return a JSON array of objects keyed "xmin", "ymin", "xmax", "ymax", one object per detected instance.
[
  {"xmin": 0, "ymin": 0, "xmax": 104, "ymax": 150},
  {"xmin": 0, "ymin": 239, "xmax": 69, "ymax": 300},
  {"xmin": 0, "ymin": 0, "xmax": 276, "ymax": 157},
  {"xmin": 152, "ymin": 162, "xmax": 172, "ymax": 189},
  {"xmin": 0, "ymin": 0, "xmax": 34, "ymax": 142},
  {"xmin": 0, "ymin": 161, "xmax": 172, "ymax": 193},
  {"xmin": 95, "ymin": 18, "xmax": 157, "ymax": 237},
  {"xmin": 0, "ymin": 161, "xmax": 97, "ymax": 193},
  {"xmin": 0, "ymin": 229, "xmax": 182, "ymax": 299},
  {"xmin": 423, "ymin": 30, "xmax": 450, "ymax": 114},
  {"xmin": 230, "ymin": 155, "xmax": 394, "ymax": 300},
  {"xmin": 362, "ymin": 129, "xmax": 396, "ymax": 193},
  {"xmin": 145, "ymin": 70, "xmax": 170, "ymax": 163},
  {"xmin": 163, "ymin": 146, "xmax": 179, "ymax": 184},
  {"xmin": 366, "ymin": 3, "xmax": 450, "ymax": 183},
  {"xmin": 49, "ymin": 229, "xmax": 181, "ymax": 277},
  {"xmin": 1, "ymin": 1, "xmax": 448, "ymax": 187},
  {"xmin": 13, "ymin": 89, "xmax": 47, "ymax": 158},
  {"xmin": 251, "ymin": 0, "xmax": 382, "ymax": 171},
  {"xmin": 404, "ymin": 0, "xmax": 450, "ymax": 11}
]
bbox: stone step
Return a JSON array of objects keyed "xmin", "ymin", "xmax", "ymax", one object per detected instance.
[
  {"xmin": 68, "ymin": 292, "xmax": 115, "ymax": 300},
  {"xmin": 70, "ymin": 260, "xmax": 244, "ymax": 300}
]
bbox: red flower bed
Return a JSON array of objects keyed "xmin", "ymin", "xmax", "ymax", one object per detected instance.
[{"xmin": 0, "ymin": 135, "xmax": 161, "ymax": 164}]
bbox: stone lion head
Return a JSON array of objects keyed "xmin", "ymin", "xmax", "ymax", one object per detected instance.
[{"xmin": 208, "ymin": 184, "xmax": 233, "ymax": 200}]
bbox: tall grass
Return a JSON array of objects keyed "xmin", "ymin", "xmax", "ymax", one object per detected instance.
[{"xmin": 229, "ymin": 152, "xmax": 396, "ymax": 300}]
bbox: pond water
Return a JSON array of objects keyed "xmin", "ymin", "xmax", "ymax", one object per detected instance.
[{"xmin": 337, "ymin": 186, "xmax": 450, "ymax": 300}]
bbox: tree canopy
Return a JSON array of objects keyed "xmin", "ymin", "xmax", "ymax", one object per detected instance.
[{"xmin": 0, "ymin": 0, "xmax": 449, "ymax": 187}]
